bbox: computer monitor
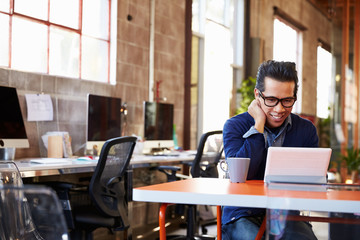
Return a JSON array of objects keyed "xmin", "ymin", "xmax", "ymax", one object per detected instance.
[
  {"xmin": 143, "ymin": 101, "xmax": 174, "ymax": 154},
  {"xmin": 0, "ymin": 86, "xmax": 29, "ymax": 149},
  {"xmin": 86, "ymin": 94, "xmax": 121, "ymax": 155}
]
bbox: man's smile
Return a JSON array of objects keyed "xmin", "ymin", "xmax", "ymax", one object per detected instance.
[{"xmin": 269, "ymin": 113, "xmax": 284, "ymax": 120}]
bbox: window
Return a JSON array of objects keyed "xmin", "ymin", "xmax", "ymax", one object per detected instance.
[
  {"xmin": 316, "ymin": 45, "xmax": 332, "ymax": 119},
  {"xmin": 0, "ymin": 0, "xmax": 114, "ymax": 83},
  {"xmin": 273, "ymin": 17, "xmax": 303, "ymax": 113},
  {"xmin": 273, "ymin": 18, "xmax": 299, "ymax": 62},
  {"xmin": 191, "ymin": 0, "xmax": 235, "ymax": 144}
]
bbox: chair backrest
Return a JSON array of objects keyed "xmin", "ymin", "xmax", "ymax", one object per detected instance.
[
  {"xmin": 0, "ymin": 185, "xmax": 69, "ymax": 240},
  {"xmin": 0, "ymin": 161, "xmax": 68, "ymax": 239},
  {"xmin": 190, "ymin": 130, "xmax": 223, "ymax": 178},
  {"xmin": 0, "ymin": 161, "xmax": 23, "ymax": 186},
  {"xmin": 88, "ymin": 136, "xmax": 137, "ymax": 229}
]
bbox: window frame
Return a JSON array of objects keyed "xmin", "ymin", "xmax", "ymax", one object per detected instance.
[{"xmin": 0, "ymin": 0, "xmax": 113, "ymax": 83}]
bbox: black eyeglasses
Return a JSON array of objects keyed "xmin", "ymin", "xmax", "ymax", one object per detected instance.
[{"xmin": 258, "ymin": 90, "xmax": 296, "ymax": 108}]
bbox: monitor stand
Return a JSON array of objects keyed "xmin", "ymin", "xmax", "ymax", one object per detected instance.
[{"xmin": 0, "ymin": 148, "xmax": 16, "ymax": 160}]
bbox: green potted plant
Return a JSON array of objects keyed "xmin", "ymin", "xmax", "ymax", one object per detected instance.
[
  {"xmin": 339, "ymin": 147, "xmax": 360, "ymax": 183},
  {"xmin": 236, "ymin": 76, "xmax": 256, "ymax": 115}
]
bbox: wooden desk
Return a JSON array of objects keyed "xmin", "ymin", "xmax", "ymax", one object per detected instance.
[
  {"xmin": 15, "ymin": 153, "xmax": 195, "ymax": 178},
  {"xmin": 132, "ymin": 178, "xmax": 360, "ymax": 239}
]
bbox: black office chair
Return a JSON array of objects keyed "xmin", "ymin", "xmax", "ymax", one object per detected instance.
[
  {"xmin": 190, "ymin": 130, "xmax": 223, "ymax": 179},
  {"xmin": 157, "ymin": 130, "xmax": 223, "ymax": 239},
  {"xmin": 191, "ymin": 130, "xmax": 223, "ymax": 236},
  {"xmin": 50, "ymin": 136, "xmax": 137, "ymax": 240}
]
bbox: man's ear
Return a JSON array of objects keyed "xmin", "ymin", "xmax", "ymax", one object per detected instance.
[{"xmin": 254, "ymin": 88, "xmax": 259, "ymax": 98}]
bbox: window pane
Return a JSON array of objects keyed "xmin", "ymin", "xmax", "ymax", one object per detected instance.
[
  {"xmin": 273, "ymin": 18, "xmax": 302, "ymax": 113},
  {"xmin": 12, "ymin": 17, "xmax": 47, "ymax": 73},
  {"xmin": 82, "ymin": 0, "xmax": 109, "ymax": 39},
  {"xmin": 0, "ymin": 1, "xmax": 10, "ymax": 12},
  {"xmin": 192, "ymin": 0, "xmax": 200, "ymax": 32},
  {"xmin": 81, "ymin": 37, "xmax": 108, "ymax": 82},
  {"xmin": 50, "ymin": 0, "xmax": 79, "ymax": 29},
  {"xmin": 273, "ymin": 19, "xmax": 297, "ymax": 62},
  {"xmin": 206, "ymin": 0, "xmax": 225, "ymax": 25},
  {"xmin": 0, "ymin": 13, "xmax": 9, "ymax": 66},
  {"xmin": 316, "ymin": 46, "xmax": 332, "ymax": 119},
  {"xmin": 14, "ymin": 0, "xmax": 48, "ymax": 20},
  {"xmin": 49, "ymin": 26, "xmax": 79, "ymax": 78}
]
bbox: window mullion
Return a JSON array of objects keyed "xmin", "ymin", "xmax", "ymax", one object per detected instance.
[
  {"xmin": 79, "ymin": 0, "xmax": 82, "ymax": 79},
  {"xmin": 107, "ymin": 0, "xmax": 110, "ymax": 83},
  {"xmin": 8, "ymin": 0, "xmax": 13, "ymax": 68},
  {"xmin": 10, "ymin": 0, "xmax": 13, "ymax": 13},
  {"xmin": 47, "ymin": 0, "xmax": 50, "ymax": 74}
]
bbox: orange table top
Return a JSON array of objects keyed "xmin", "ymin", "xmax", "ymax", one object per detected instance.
[{"xmin": 133, "ymin": 178, "xmax": 360, "ymax": 213}]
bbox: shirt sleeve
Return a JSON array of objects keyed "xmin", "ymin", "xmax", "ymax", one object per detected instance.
[
  {"xmin": 243, "ymin": 125, "xmax": 260, "ymax": 138},
  {"xmin": 223, "ymin": 115, "xmax": 267, "ymax": 180}
]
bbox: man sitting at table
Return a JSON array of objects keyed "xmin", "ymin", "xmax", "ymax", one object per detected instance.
[{"xmin": 222, "ymin": 60, "xmax": 318, "ymax": 240}]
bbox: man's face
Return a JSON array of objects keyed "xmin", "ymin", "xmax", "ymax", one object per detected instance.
[{"xmin": 255, "ymin": 77, "xmax": 295, "ymax": 128}]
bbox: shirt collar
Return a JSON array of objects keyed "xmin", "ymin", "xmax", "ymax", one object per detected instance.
[{"xmin": 263, "ymin": 115, "xmax": 292, "ymax": 148}]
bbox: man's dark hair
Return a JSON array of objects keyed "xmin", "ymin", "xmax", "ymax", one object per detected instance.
[{"xmin": 255, "ymin": 60, "xmax": 299, "ymax": 97}]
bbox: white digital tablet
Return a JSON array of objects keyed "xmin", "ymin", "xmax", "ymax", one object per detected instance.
[
  {"xmin": 30, "ymin": 158, "xmax": 73, "ymax": 164},
  {"xmin": 264, "ymin": 147, "xmax": 332, "ymax": 184}
]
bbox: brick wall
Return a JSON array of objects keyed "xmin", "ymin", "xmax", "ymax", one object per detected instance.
[{"xmin": 0, "ymin": 0, "xmax": 186, "ymax": 159}]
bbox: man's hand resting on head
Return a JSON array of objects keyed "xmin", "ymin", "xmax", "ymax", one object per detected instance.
[{"xmin": 248, "ymin": 99, "xmax": 266, "ymax": 133}]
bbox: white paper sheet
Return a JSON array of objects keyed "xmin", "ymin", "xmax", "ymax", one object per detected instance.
[{"xmin": 25, "ymin": 94, "xmax": 53, "ymax": 121}]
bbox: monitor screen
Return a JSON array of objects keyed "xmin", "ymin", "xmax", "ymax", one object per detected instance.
[
  {"xmin": 86, "ymin": 94, "xmax": 121, "ymax": 153},
  {"xmin": 0, "ymin": 86, "xmax": 29, "ymax": 148},
  {"xmin": 143, "ymin": 101, "xmax": 174, "ymax": 153}
]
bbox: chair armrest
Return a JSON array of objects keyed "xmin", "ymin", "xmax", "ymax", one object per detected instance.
[
  {"xmin": 157, "ymin": 165, "xmax": 181, "ymax": 172},
  {"xmin": 40, "ymin": 181, "xmax": 88, "ymax": 192},
  {"xmin": 153, "ymin": 165, "xmax": 181, "ymax": 182},
  {"xmin": 175, "ymin": 173, "xmax": 190, "ymax": 179}
]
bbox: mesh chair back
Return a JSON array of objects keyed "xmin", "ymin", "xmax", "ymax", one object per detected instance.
[
  {"xmin": 190, "ymin": 130, "xmax": 223, "ymax": 178},
  {"xmin": 89, "ymin": 136, "xmax": 136, "ymax": 226}
]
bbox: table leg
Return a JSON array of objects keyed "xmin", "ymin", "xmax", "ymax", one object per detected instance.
[
  {"xmin": 159, "ymin": 203, "xmax": 173, "ymax": 240},
  {"xmin": 217, "ymin": 205, "xmax": 222, "ymax": 240},
  {"xmin": 160, "ymin": 203, "xmax": 225, "ymax": 240},
  {"xmin": 255, "ymin": 215, "xmax": 266, "ymax": 240}
]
